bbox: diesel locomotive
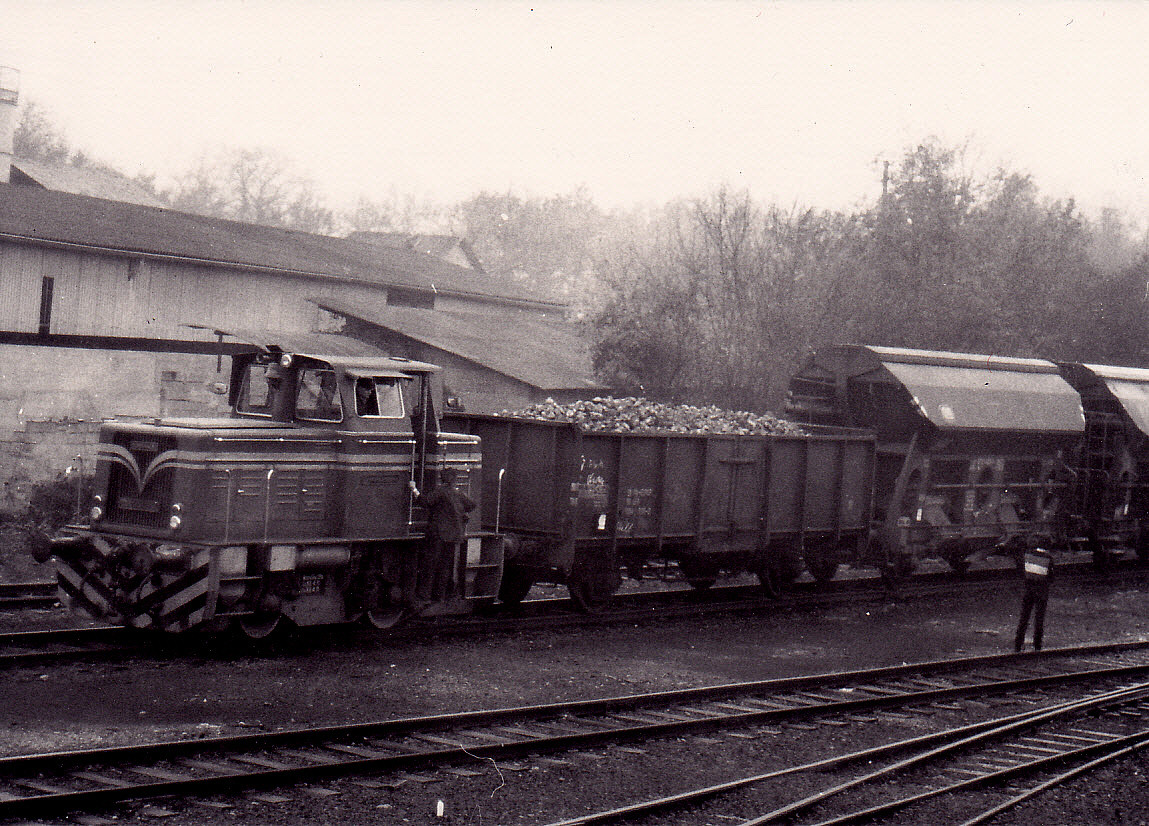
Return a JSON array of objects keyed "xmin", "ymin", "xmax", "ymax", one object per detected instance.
[{"xmin": 49, "ymin": 334, "xmax": 505, "ymax": 637}]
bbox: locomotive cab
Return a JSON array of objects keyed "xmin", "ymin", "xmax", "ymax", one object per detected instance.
[{"xmin": 52, "ymin": 335, "xmax": 504, "ymax": 637}]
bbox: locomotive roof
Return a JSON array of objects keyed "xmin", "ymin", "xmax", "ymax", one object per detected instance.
[{"xmin": 191, "ymin": 326, "xmax": 440, "ymax": 373}]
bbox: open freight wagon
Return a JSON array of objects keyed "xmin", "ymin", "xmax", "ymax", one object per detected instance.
[{"xmin": 444, "ymin": 413, "xmax": 876, "ymax": 606}]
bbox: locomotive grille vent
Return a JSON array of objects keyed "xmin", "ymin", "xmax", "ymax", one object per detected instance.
[{"xmin": 105, "ymin": 434, "xmax": 178, "ymax": 528}]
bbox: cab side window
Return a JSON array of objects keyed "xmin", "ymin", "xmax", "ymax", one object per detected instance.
[
  {"xmin": 355, "ymin": 377, "xmax": 407, "ymax": 418},
  {"xmin": 296, "ymin": 369, "xmax": 342, "ymax": 422}
]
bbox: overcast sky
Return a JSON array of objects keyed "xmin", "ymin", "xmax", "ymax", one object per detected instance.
[{"xmin": 2, "ymin": 1, "xmax": 1148, "ymax": 223}]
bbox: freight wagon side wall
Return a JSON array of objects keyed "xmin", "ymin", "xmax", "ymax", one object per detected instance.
[
  {"xmin": 450, "ymin": 412, "xmax": 875, "ymax": 552},
  {"xmin": 442, "ymin": 415, "xmax": 577, "ymax": 538}
]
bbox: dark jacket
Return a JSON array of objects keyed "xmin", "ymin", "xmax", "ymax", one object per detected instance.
[{"xmin": 416, "ymin": 485, "xmax": 476, "ymax": 543}]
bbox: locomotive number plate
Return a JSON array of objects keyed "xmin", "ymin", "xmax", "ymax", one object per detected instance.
[{"xmin": 117, "ymin": 496, "xmax": 162, "ymax": 513}]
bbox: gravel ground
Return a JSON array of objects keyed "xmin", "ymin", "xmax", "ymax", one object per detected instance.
[{"xmin": 0, "ymin": 569, "xmax": 1147, "ymax": 824}]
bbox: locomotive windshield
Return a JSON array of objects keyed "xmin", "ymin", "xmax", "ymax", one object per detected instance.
[
  {"xmin": 235, "ymin": 361, "xmax": 277, "ymax": 416},
  {"xmin": 296, "ymin": 368, "xmax": 342, "ymax": 422}
]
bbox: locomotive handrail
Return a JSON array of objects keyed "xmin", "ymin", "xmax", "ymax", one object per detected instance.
[{"xmin": 496, "ymin": 467, "xmax": 506, "ymax": 534}]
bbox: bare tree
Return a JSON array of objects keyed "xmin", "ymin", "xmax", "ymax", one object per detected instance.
[{"xmin": 163, "ymin": 147, "xmax": 334, "ymax": 234}]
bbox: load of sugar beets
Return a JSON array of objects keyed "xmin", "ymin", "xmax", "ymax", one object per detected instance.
[{"xmin": 503, "ymin": 396, "xmax": 806, "ymax": 436}]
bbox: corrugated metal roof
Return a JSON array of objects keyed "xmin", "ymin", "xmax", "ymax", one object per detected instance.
[
  {"xmin": 881, "ymin": 361, "xmax": 1084, "ymax": 434},
  {"xmin": 313, "ymin": 298, "xmax": 607, "ymax": 392},
  {"xmin": 0, "ymin": 186, "xmax": 558, "ymax": 306}
]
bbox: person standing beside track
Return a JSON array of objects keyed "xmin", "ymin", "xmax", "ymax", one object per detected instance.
[
  {"xmin": 408, "ymin": 468, "xmax": 476, "ymax": 612},
  {"xmin": 1014, "ymin": 536, "xmax": 1054, "ymax": 652}
]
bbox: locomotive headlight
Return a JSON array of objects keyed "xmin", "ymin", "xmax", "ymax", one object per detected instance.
[
  {"xmin": 279, "ymin": 354, "xmax": 294, "ymax": 368},
  {"xmin": 90, "ymin": 495, "xmax": 104, "ymax": 522},
  {"xmin": 169, "ymin": 503, "xmax": 183, "ymax": 531}
]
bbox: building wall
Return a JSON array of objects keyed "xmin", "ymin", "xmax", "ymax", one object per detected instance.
[
  {"xmin": 0, "ymin": 236, "xmax": 574, "ymax": 503},
  {"xmin": 0, "ymin": 346, "xmax": 229, "ymax": 514}
]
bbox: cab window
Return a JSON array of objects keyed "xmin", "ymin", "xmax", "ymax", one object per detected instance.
[
  {"xmin": 236, "ymin": 363, "xmax": 276, "ymax": 416},
  {"xmin": 355, "ymin": 377, "xmax": 407, "ymax": 418},
  {"xmin": 296, "ymin": 369, "xmax": 342, "ymax": 422}
]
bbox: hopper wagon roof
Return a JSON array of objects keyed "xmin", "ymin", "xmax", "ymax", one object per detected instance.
[
  {"xmin": 1061, "ymin": 362, "xmax": 1149, "ymax": 437},
  {"xmin": 808, "ymin": 344, "xmax": 1085, "ymax": 436}
]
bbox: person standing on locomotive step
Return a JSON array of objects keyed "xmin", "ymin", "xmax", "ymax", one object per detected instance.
[
  {"xmin": 408, "ymin": 469, "xmax": 476, "ymax": 608},
  {"xmin": 1014, "ymin": 536, "xmax": 1054, "ymax": 652}
]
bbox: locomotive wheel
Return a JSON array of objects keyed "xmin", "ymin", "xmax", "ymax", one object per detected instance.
[
  {"xmin": 498, "ymin": 566, "xmax": 535, "ymax": 605},
  {"xmin": 238, "ymin": 612, "xmax": 282, "ymax": 640},
  {"xmin": 365, "ymin": 606, "xmax": 408, "ymax": 629}
]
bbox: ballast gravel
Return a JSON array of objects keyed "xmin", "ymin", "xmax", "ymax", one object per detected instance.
[{"xmin": 0, "ymin": 569, "xmax": 1147, "ymax": 824}]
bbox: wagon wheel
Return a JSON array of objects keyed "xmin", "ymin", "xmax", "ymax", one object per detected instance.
[
  {"xmin": 568, "ymin": 577, "xmax": 606, "ymax": 612},
  {"xmin": 804, "ymin": 542, "xmax": 839, "ymax": 585},
  {"xmin": 498, "ymin": 565, "xmax": 535, "ymax": 605},
  {"xmin": 568, "ymin": 552, "xmax": 620, "ymax": 612},
  {"xmin": 678, "ymin": 558, "xmax": 718, "ymax": 591},
  {"xmin": 567, "ymin": 568, "xmax": 619, "ymax": 611},
  {"xmin": 756, "ymin": 540, "xmax": 802, "ymax": 598},
  {"xmin": 754, "ymin": 565, "xmax": 784, "ymax": 599},
  {"xmin": 940, "ymin": 539, "xmax": 970, "ymax": 575}
]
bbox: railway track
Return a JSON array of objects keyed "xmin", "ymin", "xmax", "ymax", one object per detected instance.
[
  {"xmin": 548, "ymin": 679, "xmax": 1149, "ymax": 826},
  {"xmin": 0, "ymin": 581, "xmax": 55, "ymax": 609},
  {"xmin": 1, "ymin": 641, "xmax": 1148, "ymax": 822},
  {"xmin": 0, "ymin": 560, "xmax": 1142, "ymax": 669}
]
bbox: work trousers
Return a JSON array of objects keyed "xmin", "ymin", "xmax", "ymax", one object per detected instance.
[
  {"xmin": 416, "ymin": 537, "xmax": 459, "ymax": 602},
  {"xmin": 1014, "ymin": 580, "xmax": 1049, "ymax": 652}
]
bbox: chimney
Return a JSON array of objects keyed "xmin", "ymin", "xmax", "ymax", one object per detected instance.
[{"xmin": 0, "ymin": 66, "xmax": 19, "ymax": 184}]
